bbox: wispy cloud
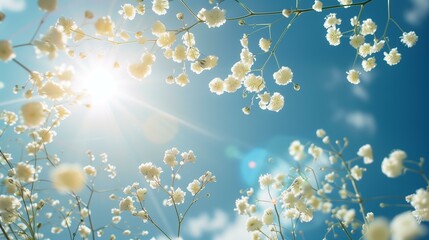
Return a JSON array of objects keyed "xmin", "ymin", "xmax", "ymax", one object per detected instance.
[
  {"xmin": 405, "ymin": 0, "xmax": 429, "ymax": 25},
  {"xmin": 335, "ymin": 110, "xmax": 376, "ymax": 134},
  {"xmin": 185, "ymin": 209, "xmax": 229, "ymax": 238},
  {"xmin": 0, "ymin": 0, "xmax": 26, "ymax": 12}
]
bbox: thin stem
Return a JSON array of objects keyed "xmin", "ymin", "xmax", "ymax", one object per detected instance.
[
  {"xmin": 0, "ymin": 222, "xmax": 11, "ymax": 240},
  {"xmin": 179, "ymin": 0, "xmax": 199, "ymax": 20},
  {"xmin": 30, "ymin": 13, "xmax": 49, "ymax": 43},
  {"xmin": 12, "ymin": 59, "xmax": 32, "ymax": 74}
]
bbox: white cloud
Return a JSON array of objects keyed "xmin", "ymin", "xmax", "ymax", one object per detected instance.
[
  {"xmin": 186, "ymin": 209, "xmax": 229, "ymax": 238},
  {"xmin": 405, "ymin": 0, "xmax": 429, "ymax": 25},
  {"xmin": 212, "ymin": 215, "xmax": 253, "ymax": 240},
  {"xmin": 335, "ymin": 110, "xmax": 376, "ymax": 134},
  {"xmin": 352, "ymin": 86, "xmax": 369, "ymax": 101},
  {"xmin": 0, "ymin": 0, "xmax": 26, "ymax": 12}
]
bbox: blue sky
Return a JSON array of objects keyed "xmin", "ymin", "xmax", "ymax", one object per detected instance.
[{"xmin": 1, "ymin": 0, "xmax": 429, "ymax": 239}]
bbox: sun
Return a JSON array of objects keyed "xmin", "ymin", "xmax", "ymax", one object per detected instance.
[{"xmin": 82, "ymin": 68, "xmax": 118, "ymax": 104}]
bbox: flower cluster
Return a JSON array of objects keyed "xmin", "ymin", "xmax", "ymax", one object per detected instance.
[
  {"xmin": 236, "ymin": 129, "xmax": 427, "ymax": 239},
  {"xmin": 116, "ymin": 148, "xmax": 215, "ymax": 239}
]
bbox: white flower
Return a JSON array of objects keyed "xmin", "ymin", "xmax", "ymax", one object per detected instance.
[
  {"xmin": 139, "ymin": 162, "xmax": 162, "ymax": 182},
  {"xmin": 172, "ymin": 44, "xmax": 187, "ymax": 63},
  {"xmin": 262, "ymin": 208, "xmax": 274, "ymax": 225},
  {"xmin": 346, "ymin": 69, "xmax": 360, "ymax": 84},
  {"xmin": 390, "ymin": 211, "xmax": 426, "ymax": 240},
  {"xmin": 21, "ymin": 102, "xmax": 46, "ymax": 128},
  {"xmin": 15, "ymin": 162, "xmax": 36, "ymax": 182},
  {"xmin": 259, "ymin": 174, "xmax": 274, "ymax": 189},
  {"xmin": 231, "ymin": 61, "xmax": 250, "ymax": 80},
  {"xmin": 198, "ymin": 7, "xmax": 226, "ymax": 28},
  {"xmin": 182, "ymin": 32, "xmax": 195, "ymax": 47},
  {"xmin": 267, "ymin": 92, "xmax": 285, "ymax": 112},
  {"xmin": 187, "ymin": 180, "xmax": 201, "ymax": 196},
  {"xmin": 324, "ymin": 13, "xmax": 341, "ymax": 29},
  {"xmin": 338, "ymin": 0, "xmax": 352, "ymax": 6},
  {"xmin": 119, "ymin": 4, "xmax": 136, "ymax": 20},
  {"xmin": 167, "ymin": 188, "xmax": 186, "ymax": 205},
  {"xmin": 363, "ymin": 218, "xmax": 390, "ymax": 240},
  {"xmin": 0, "ymin": 40, "xmax": 15, "ymax": 62},
  {"xmin": 325, "ymin": 172, "xmax": 335, "ymax": 182},
  {"xmin": 38, "ymin": 0, "xmax": 57, "ymax": 12},
  {"xmin": 326, "ymin": 27, "xmax": 342, "ymax": 46},
  {"xmin": 1, "ymin": 111, "xmax": 17, "ymax": 125},
  {"xmin": 407, "ymin": 188, "xmax": 429, "ymax": 221},
  {"xmin": 38, "ymin": 128, "xmax": 56, "ymax": 144},
  {"xmin": 361, "ymin": 18, "xmax": 377, "ymax": 36},
  {"xmin": 181, "ymin": 150, "xmax": 196, "ymax": 163},
  {"xmin": 289, "ymin": 140, "xmax": 305, "ymax": 161},
  {"xmin": 33, "ymin": 27, "xmax": 67, "ymax": 59},
  {"xmin": 357, "ymin": 144, "xmax": 373, "ymax": 164},
  {"xmin": 152, "ymin": 0, "xmax": 169, "ymax": 15},
  {"xmin": 235, "ymin": 196, "xmax": 250, "ymax": 215},
  {"xmin": 209, "ymin": 78, "xmax": 224, "ymax": 95},
  {"xmin": 400, "ymin": 31, "xmax": 418, "ymax": 48},
  {"xmin": 362, "ymin": 57, "xmax": 377, "ymax": 72},
  {"xmin": 156, "ymin": 32, "xmax": 176, "ymax": 49},
  {"xmin": 350, "ymin": 165, "xmax": 365, "ymax": 181},
  {"xmin": 316, "ymin": 129, "xmax": 326, "ymax": 138},
  {"xmin": 312, "ymin": 1, "xmax": 323, "ymax": 12},
  {"xmin": 358, "ymin": 43, "xmax": 372, "ymax": 57},
  {"xmin": 244, "ymin": 74, "xmax": 265, "ymax": 92},
  {"xmin": 175, "ymin": 72, "xmax": 189, "ymax": 87},
  {"xmin": 94, "ymin": 16, "xmax": 115, "ymax": 37},
  {"xmin": 51, "ymin": 164, "xmax": 86, "ymax": 192},
  {"xmin": 224, "ymin": 75, "xmax": 241, "ymax": 93},
  {"xmin": 282, "ymin": 9, "xmax": 293, "ymax": 18},
  {"xmin": 83, "ymin": 165, "xmax": 97, "ymax": 176},
  {"xmin": 191, "ymin": 55, "xmax": 218, "ymax": 74},
  {"xmin": 273, "ymin": 66, "xmax": 293, "ymax": 85},
  {"xmin": 39, "ymin": 81, "xmax": 66, "ymax": 100},
  {"xmin": 383, "ymin": 48, "xmax": 401, "ymax": 66},
  {"xmin": 56, "ymin": 17, "xmax": 77, "ymax": 37},
  {"xmin": 259, "ymin": 38, "xmax": 271, "ymax": 52},
  {"xmin": 128, "ymin": 53, "xmax": 156, "ymax": 80},
  {"xmin": 119, "ymin": 196, "xmax": 135, "ymax": 212},
  {"xmin": 372, "ymin": 39, "xmax": 385, "ymax": 53},
  {"xmin": 151, "ymin": 21, "xmax": 166, "ymax": 36},
  {"xmin": 246, "ymin": 216, "xmax": 263, "ymax": 232},
  {"xmin": 349, "ymin": 34, "xmax": 364, "ymax": 49},
  {"xmin": 0, "ymin": 195, "xmax": 22, "ymax": 224},
  {"xmin": 308, "ymin": 144, "xmax": 323, "ymax": 159},
  {"xmin": 381, "ymin": 150, "xmax": 406, "ymax": 178},
  {"xmin": 79, "ymin": 225, "xmax": 91, "ymax": 238}
]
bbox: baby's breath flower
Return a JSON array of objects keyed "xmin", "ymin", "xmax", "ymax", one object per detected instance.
[
  {"xmin": 94, "ymin": 16, "xmax": 115, "ymax": 37},
  {"xmin": 349, "ymin": 34, "xmax": 364, "ymax": 49},
  {"xmin": 119, "ymin": 4, "xmax": 136, "ymax": 20},
  {"xmin": 357, "ymin": 144, "xmax": 373, "ymax": 164},
  {"xmin": 38, "ymin": 0, "xmax": 57, "ymax": 12},
  {"xmin": 361, "ymin": 18, "xmax": 377, "ymax": 36},
  {"xmin": 209, "ymin": 78, "xmax": 224, "ymax": 95},
  {"xmin": 400, "ymin": 31, "xmax": 418, "ymax": 48},
  {"xmin": 273, "ymin": 66, "xmax": 293, "ymax": 85},
  {"xmin": 51, "ymin": 164, "xmax": 86, "ymax": 192},
  {"xmin": 326, "ymin": 27, "xmax": 342, "ymax": 46},
  {"xmin": 258, "ymin": 38, "xmax": 271, "ymax": 52},
  {"xmin": 175, "ymin": 72, "xmax": 189, "ymax": 87},
  {"xmin": 0, "ymin": 40, "xmax": 15, "ymax": 62},
  {"xmin": 362, "ymin": 57, "xmax": 377, "ymax": 72},
  {"xmin": 152, "ymin": 0, "xmax": 169, "ymax": 15},
  {"xmin": 267, "ymin": 92, "xmax": 284, "ymax": 112},
  {"xmin": 246, "ymin": 216, "xmax": 263, "ymax": 232},
  {"xmin": 21, "ymin": 102, "xmax": 46, "ymax": 128},
  {"xmin": 312, "ymin": 0, "xmax": 323, "ymax": 12},
  {"xmin": 198, "ymin": 7, "xmax": 226, "ymax": 28},
  {"xmin": 346, "ymin": 69, "xmax": 360, "ymax": 84},
  {"xmin": 324, "ymin": 13, "xmax": 341, "ymax": 29},
  {"xmin": 381, "ymin": 150, "xmax": 406, "ymax": 178}
]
